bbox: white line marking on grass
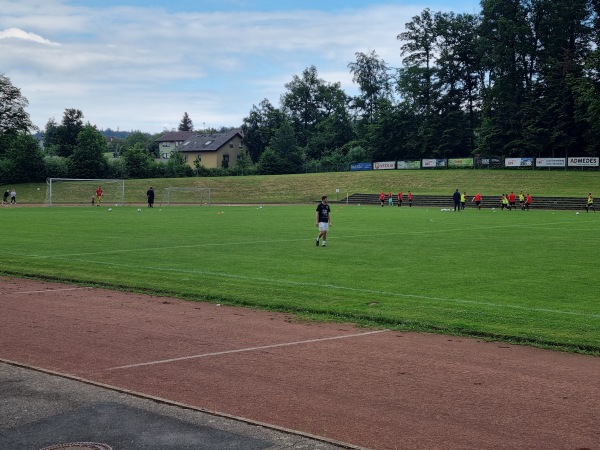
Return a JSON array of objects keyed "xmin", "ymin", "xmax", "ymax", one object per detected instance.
[
  {"xmin": 12, "ymin": 287, "xmax": 93, "ymax": 294},
  {"xmin": 20, "ymin": 220, "xmax": 588, "ymax": 258},
  {"xmin": 13, "ymin": 255, "xmax": 600, "ymax": 320},
  {"xmin": 105, "ymin": 329, "xmax": 388, "ymax": 371}
]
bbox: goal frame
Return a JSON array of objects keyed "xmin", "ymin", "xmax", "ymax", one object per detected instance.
[
  {"xmin": 161, "ymin": 187, "xmax": 213, "ymax": 206},
  {"xmin": 46, "ymin": 178, "xmax": 126, "ymax": 207}
]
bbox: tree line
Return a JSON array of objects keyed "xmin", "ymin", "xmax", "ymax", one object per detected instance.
[
  {"xmin": 243, "ymin": 1, "xmax": 600, "ymax": 173},
  {"xmin": 2, "ymin": 1, "xmax": 600, "ymax": 181}
]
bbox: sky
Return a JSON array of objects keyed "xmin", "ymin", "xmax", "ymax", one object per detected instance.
[{"xmin": 1, "ymin": 0, "xmax": 481, "ymax": 134}]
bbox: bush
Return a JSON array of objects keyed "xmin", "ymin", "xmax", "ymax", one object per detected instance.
[{"xmin": 44, "ymin": 156, "xmax": 70, "ymax": 178}]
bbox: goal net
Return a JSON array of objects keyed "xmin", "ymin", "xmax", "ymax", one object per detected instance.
[
  {"xmin": 45, "ymin": 178, "xmax": 125, "ymax": 207},
  {"xmin": 161, "ymin": 187, "xmax": 213, "ymax": 206}
]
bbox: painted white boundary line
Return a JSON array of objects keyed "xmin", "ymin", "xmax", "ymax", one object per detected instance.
[
  {"xmin": 106, "ymin": 329, "xmax": 388, "ymax": 371},
  {"xmin": 23, "ymin": 219, "xmax": 589, "ymax": 258},
  {"xmin": 12, "ymin": 287, "xmax": 93, "ymax": 294},
  {"xmin": 10, "ymin": 255, "xmax": 599, "ymax": 319}
]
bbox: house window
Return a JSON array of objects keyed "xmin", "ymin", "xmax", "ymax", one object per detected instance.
[
  {"xmin": 223, "ymin": 154, "xmax": 230, "ymax": 162},
  {"xmin": 204, "ymin": 140, "xmax": 213, "ymax": 146},
  {"xmin": 229, "ymin": 143, "xmax": 234, "ymax": 148}
]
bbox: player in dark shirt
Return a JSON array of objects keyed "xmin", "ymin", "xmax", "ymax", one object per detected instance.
[
  {"xmin": 146, "ymin": 186, "xmax": 155, "ymax": 207},
  {"xmin": 315, "ymin": 195, "xmax": 331, "ymax": 247}
]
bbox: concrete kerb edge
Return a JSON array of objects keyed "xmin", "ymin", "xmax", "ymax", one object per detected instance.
[{"xmin": 0, "ymin": 357, "xmax": 372, "ymax": 450}]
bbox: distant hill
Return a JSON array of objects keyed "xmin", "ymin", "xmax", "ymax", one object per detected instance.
[
  {"xmin": 33, "ymin": 128, "xmax": 134, "ymax": 140},
  {"xmin": 97, "ymin": 129, "xmax": 133, "ymax": 139}
]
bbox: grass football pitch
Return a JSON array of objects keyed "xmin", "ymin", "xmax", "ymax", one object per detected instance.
[{"xmin": 1, "ymin": 204, "xmax": 598, "ymax": 355}]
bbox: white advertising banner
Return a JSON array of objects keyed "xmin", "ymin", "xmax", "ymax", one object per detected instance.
[
  {"xmin": 397, "ymin": 160, "xmax": 420, "ymax": 169},
  {"xmin": 536, "ymin": 158, "xmax": 565, "ymax": 167},
  {"xmin": 422, "ymin": 159, "xmax": 437, "ymax": 168},
  {"xmin": 505, "ymin": 158, "xmax": 533, "ymax": 167},
  {"xmin": 568, "ymin": 157, "xmax": 599, "ymax": 167},
  {"xmin": 373, "ymin": 161, "xmax": 396, "ymax": 170}
]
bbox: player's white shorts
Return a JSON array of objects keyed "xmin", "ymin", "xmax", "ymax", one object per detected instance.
[{"xmin": 318, "ymin": 222, "xmax": 329, "ymax": 232}]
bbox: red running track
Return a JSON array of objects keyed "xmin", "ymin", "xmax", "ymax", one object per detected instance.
[{"xmin": 1, "ymin": 277, "xmax": 599, "ymax": 450}]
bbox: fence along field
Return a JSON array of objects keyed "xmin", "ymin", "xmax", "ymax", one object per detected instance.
[{"xmin": 0, "ymin": 204, "xmax": 598, "ymax": 355}]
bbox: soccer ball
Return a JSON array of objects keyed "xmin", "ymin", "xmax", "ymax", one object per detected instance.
[
  {"xmin": 137, "ymin": 208, "xmax": 141, "ymax": 212},
  {"xmin": 108, "ymin": 208, "xmax": 112, "ymax": 211},
  {"xmin": 37, "ymin": 188, "xmax": 40, "ymax": 190},
  {"xmin": 576, "ymin": 212, "xmax": 580, "ymax": 215}
]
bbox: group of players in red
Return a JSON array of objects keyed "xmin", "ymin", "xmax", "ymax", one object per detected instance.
[
  {"xmin": 379, "ymin": 190, "xmax": 533, "ymax": 210},
  {"xmin": 379, "ymin": 191, "xmax": 413, "ymax": 207}
]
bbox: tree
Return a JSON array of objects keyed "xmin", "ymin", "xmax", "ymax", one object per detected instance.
[
  {"xmin": 2, "ymin": 134, "xmax": 45, "ymax": 183},
  {"xmin": 397, "ymin": 9, "xmax": 443, "ymax": 156},
  {"xmin": 398, "ymin": 8, "xmax": 439, "ymax": 114},
  {"xmin": 123, "ymin": 143, "xmax": 153, "ymax": 178},
  {"xmin": 70, "ymin": 125, "xmax": 108, "ymax": 178},
  {"xmin": 178, "ymin": 112, "xmax": 194, "ymax": 131},
  {"xmin": 43, "ymin": 118, "xmax": 61, "ymax": 155},
  {"xmin": 306, "ymin": 81, "xmax": 354, "ymax": 161},
  {"xmin": 526, "ymin": 0, "xmax": 592, "ymax": 157},
  {"xmin": 235, "ymin": 151, "xmax": 252, "ymax": 174},
  {"xmin": 433, "ymin": 12, "xmax": 483, "ymax": 154},
  {"xmin": 0, "ymin": 74, "xmax": 37, "ymax": 155},
  {"xmin": 477, "ymin": 0, "xmax": 535, "ymax": 156},
  {"xmin": 54, "ymin": 109, "xmax": 84, "ymax": 157},
  {"xmin": 241, "ymin": 99, "xmax": 285, "ymax": 163},
  {"xmin": 281, "ymin": 65, "xmax": 325, "ymax": 147},
  {"xmin": 348, "ymin": 50, "xmax": 392, "ymax": 123},
  {"xmin": 345, "ymin": 144, "xmax": 369, "ymax": 164},
  {"xmin": 260, "ymin": 121, "xmax": 303, "ymax": 174},
  {"xmin": 165, "ymin": 151, "xmax": 193, "ymax": 177},
  {"xmin": 257, "ymin": 148, "xmax": 286, "ymax": 175}
]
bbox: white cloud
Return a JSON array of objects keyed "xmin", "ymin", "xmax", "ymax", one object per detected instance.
[
  {"xmin": 0, "ymin": 2, "xmax": 452, "ymax": 132},
  {"xmin": 0, "ymin": 27, "xmax": 59, "ymax": 45}
]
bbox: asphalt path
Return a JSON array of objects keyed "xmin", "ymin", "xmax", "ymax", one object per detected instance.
[{"xmin": 0, "ymin": 361, "xmax": 356, "ymax": 450}]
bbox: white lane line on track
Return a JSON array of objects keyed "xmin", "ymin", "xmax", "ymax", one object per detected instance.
[
  {"xmin": 11, "ymin": 287, "xmax": 93, "ymax": 294},
  {"xmin": 105, "ymin": 329, "xmax": 388, "ymax": 371}
]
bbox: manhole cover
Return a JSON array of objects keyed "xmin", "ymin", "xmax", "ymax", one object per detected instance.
[{"xmin": 40, "ymin": 444, "xmax": 113, "ymax": 450}]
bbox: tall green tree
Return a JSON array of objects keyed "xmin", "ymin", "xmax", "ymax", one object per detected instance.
[
  {"xmin": 53, "ymin": 109, "xmax": 84, "ymax": 158},
  {"xmin": 241, "ymin": 99, "xmax": 285, "ymax": 163},
  {"xmin": 259, "ymin": 120, "xmax": 303, "ymax": 174},
  {"xmin": 123, "ymin": 131, "xmax": 158, "ymax": 157},
  {"xmin": 477, "ymin": 0, "xmax": 535, "ymax": 156},
  {"xmin": 70, "ymin": 125, "xmax": 108, "ymax": 178},
  {"xmin": 0, "ymin": 74, "xmax": 37, "ymax": 155},
  {"xmin": 575, "ymin": 0, "xmax": 600, "ymax": 155},
  {"xmin": 397, "ymin": 9, "xmax": 442, "ymax": 157},
  {"xmin": 306, "ymin": 81, "xmax": 354, "ymax": 161},
  {"xmin": 434, "ymin": 12, "xmax": 483, "ymax": 155},
  {"xmin": 398, "ymin": 8, "xmax": 439, "ymax": 114},
  {"xmin": 123, "ymin": 143, "xmax": 153, "ymax": 178},
  {"xmin": 527, "ymin": 0, "xmax": 592, "ymax": 157},
  {"xmin": 348, "ymin": 50, "xmax": 392, "ymax": 123},
  {"xmin": 178, "ymin": 112, "xmax": 194, "ymax": 131},
  {"xmin": 281, "ymin": 65, "xmax": 325, "ymax": 147},
  {"xmin": 2, "ymin": 134, "xmax": 46, "ymax": 183},
  {"xmin": 43, "ymin": 118, "xmax": 60, "ymax": 155}
]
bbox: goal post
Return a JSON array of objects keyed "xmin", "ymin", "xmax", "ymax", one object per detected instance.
[
  {"xmin": 161, "ymin": 187, "xmax": 213, "ymax": 206},
  {"xmin": 46, "ymin": 178, "xmax": 125, "ymax": 207}
]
